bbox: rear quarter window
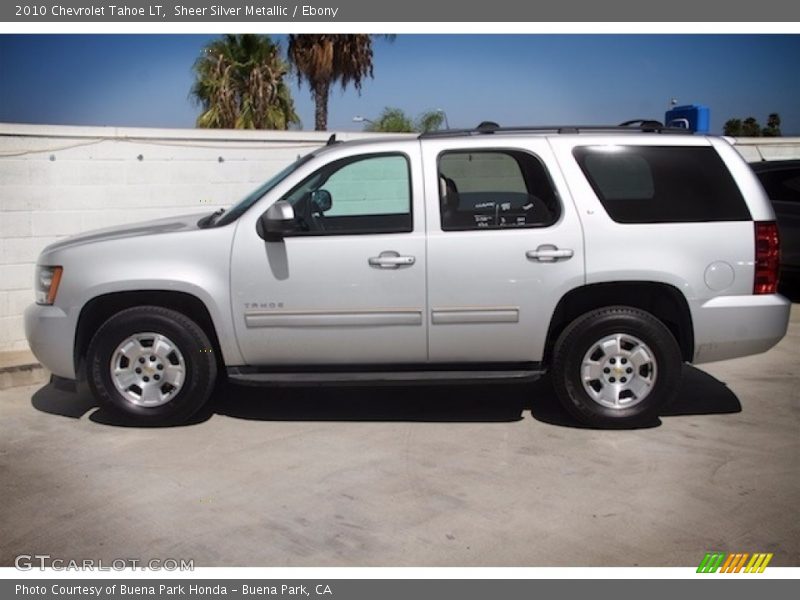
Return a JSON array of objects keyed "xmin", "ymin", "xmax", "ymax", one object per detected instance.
[{"xmin": 573, "ymin": 146, "xmax": 751, "ymax": 223}]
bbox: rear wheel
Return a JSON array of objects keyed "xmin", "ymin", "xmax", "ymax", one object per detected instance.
[
  {"xmin": 550, "ymin": 306, "xmax": 682, "ymax": 427},
  {"xmin": 87, "ymin": 306, "xmax": 217, "ymax": 424}
]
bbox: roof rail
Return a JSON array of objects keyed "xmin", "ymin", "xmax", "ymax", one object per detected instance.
[{"xmin": 418, "ymin": 123, "xmax": 694, "ymax": 139}]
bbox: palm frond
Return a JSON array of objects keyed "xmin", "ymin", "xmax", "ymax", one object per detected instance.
[
  {"xmin": 191, "ymin": 34, "xmax": 299, "ymax": 130},
  {"xmin": 288, "ymin": 34, "xmax": 387, "ymax": 130}
]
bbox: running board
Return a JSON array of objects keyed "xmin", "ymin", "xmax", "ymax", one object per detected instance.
[{"xmin": 226, "ymin": 365, "xmax": 544, "ymax": 387}]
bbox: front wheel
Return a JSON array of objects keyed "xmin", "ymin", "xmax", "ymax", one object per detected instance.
[
  {"xmin": 86, "ymin": 306, "xmax": 217, "ymax": 424},
  {"xmin": 550, "ymin": 306, "xmax": 682, "ymax": 428}
]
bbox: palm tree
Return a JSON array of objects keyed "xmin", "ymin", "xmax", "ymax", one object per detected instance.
[
  {"xmin": 763, "ymin": 113, "xmax": 782, "ymax": 137},
  {"xmin": 288, "ymin": 35, "xmax": 380, "ymax": 131},
  {"xmin": 742, "ymin": 117, "xmax": 762, "ymax": 137},
  {"xmin": 365, "ymin": 107, "xmax": 415, "ymax": 133},
  {"xmin": 416, "ymin": 110, "xmax": 446, "ymax": 133},
  {"xmin": 723, "ymin": 118, "xmax": 742, "ymax": 137},
  {"xmin": 362, "ymin": 107, "xmax": 447, "ymax": 133},
  {"xmin": 191, "ymin": 34, "xmax": 300, "ymax": 130}
]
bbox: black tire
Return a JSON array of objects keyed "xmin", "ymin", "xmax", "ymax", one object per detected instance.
[
  {"xmin": 86, "ymin": 306, "xmax": 217, "ymax": 425},
  {"xmin": 550, "ymin": 306, "xmax": 682, "ymax": 428}
]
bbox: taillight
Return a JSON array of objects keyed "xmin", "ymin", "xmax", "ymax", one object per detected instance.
[{"xmin": 754, "ymin": 221, "xmax": 780, "ymax": 294}]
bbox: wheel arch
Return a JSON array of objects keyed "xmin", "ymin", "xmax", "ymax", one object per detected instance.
[
  {"xmin": 543, "ymin": 281, "xmax": 694, "ymax": 366},
  {"xmin": 74, "ymin": 290, "xmax": 224, "ymax": 379}
]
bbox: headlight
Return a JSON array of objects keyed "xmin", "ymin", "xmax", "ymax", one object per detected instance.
[{"xmin": 35, "ymin": 266, "xmax": 63, "ymax": 305}]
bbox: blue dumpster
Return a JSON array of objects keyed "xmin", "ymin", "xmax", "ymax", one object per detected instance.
[{"xmin": 665, "ymin": 105, "xmax": 710, "ymax": 133}]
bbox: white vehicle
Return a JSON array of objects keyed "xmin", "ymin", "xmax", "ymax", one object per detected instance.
[{"xmin": 25, "ymin": 124, "xmax": 790, "ymax": 427}]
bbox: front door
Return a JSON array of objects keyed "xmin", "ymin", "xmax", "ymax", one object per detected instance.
[{"xmin": 230, "ymin": 149, "xmax": 427, "ymax": 366}]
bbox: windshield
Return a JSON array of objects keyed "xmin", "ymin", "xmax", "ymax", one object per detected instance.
[{"xmin": 215, "ymin": 152, "xmax": 315, "ymax": 226}]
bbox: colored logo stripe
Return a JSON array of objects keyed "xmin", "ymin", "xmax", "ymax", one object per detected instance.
[
  {"xmin": 697, "ymin": 552, "xmax": 773, "ymax": 573},
  {"xmin": 745, "ymin": 553, "xmax": 773, "ymax": 573},
  {"xmin": 697, "ymin": 552, "xmax": 726, "ymax": 573},
  {"xmin": 720, "ymin": 553, "xmax": 749, "ymax": 573}
]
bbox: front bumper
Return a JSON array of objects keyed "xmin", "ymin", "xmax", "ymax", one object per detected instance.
[
  {"xmin": 691, "ymin": 294, "xmax": 791, "ymax": 364},
  {"xmin": 24, "ymin": 303, "xmax": 77, "ymax": 379}
]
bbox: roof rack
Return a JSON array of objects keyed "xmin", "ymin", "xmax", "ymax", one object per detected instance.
[{"xmin": 418, "ymin": 123, "xmax": 693, "ymax": 139}]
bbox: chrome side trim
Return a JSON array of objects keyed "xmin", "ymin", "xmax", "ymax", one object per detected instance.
[
  {"xmin": 431, "ymin": 307, "xmax": 520, "ymax": 325},
  {"xmin": 245, "ymin": 309, "xmax": 423, "ymax": 328}
]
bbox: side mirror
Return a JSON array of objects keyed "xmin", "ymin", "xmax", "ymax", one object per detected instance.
[
  {"xmin": 311, "ymin": 189, "xmax": 332, "ymax": 213},
  {"xmin": 257, "ymin": 200, "xmax": 295, "ymax": 241}
]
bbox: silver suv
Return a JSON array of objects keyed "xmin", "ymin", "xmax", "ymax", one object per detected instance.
[{"xmin": 25, "ymin": 125, "xmax": 791, "ymax": 427}]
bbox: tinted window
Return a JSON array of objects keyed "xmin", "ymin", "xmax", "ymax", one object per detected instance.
[
  {"xmin": 438, "ymin": 150, "xmax": 560, "ymax": 231},
  {"xmin": 281, "ymin": 153, "xmax": 412, "ymax": 235},
  {"xmin": 756, "ymin": 168, "xmax": 800, "ymax": 203},
  {"xmin": 216, "ymin": 153, "xmax": 313, "ymax": 226},
  {"xmin": 573, "ymin": 146, "xmax": 751, "ymax": 223}
]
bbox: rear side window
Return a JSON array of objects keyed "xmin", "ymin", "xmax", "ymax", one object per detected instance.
[
  {"xmin": 573, "ymin": 146, "xmax": 751, "ymax": 223},
  {"xmin": 438, "ymin": 150, "xmax": 560, "ymax": 231}
]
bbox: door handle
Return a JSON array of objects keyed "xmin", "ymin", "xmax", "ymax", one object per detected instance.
[
  {"xmin": 368, "ymin": 251, "xmax": 416, "ymax": 269},
  {"xmin": 526, "ymin": 245, "xmax": 574, "ymax": 262}
]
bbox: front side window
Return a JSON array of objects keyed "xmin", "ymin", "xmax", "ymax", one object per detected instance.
[
  {"xmin": 438, "ymin": 150, "xmax": 560, "ymax": 231},
  {"xmin": 281, "ymin": 153, "xmax": 412, "ymax": 235}
]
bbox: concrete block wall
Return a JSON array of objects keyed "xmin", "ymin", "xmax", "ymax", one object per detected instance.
[
  {"xmin": 729, "ymin": 137, "xmax": 800, "ymax": 162},
  {"xmin": 0, "ymin": 123, "xmax": 394, "ymax": 352}
]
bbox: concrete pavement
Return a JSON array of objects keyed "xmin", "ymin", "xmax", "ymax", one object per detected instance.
[
  {"xmin": 1, "ymin": 309, "xmax": 798, "ymax": 567},
  {"xmin": 0, "ymin": 349, "xmax": 48, "ymax": 390}
]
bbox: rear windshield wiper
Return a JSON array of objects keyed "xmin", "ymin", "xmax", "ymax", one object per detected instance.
[{"xmin": 198, "ymin": 208, "xmax": 225, "ymax": 228}]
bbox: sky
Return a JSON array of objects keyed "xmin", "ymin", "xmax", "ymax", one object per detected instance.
[{"xmin": 0, "ymin": 34, "xmax": 799, "ymax": 134}]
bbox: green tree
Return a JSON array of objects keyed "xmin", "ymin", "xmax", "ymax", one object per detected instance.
[
  {"xmin": 416, "ymin": 110, "xmax": 446, "ymax": 133},
  {"xmin": 762, "ymin": 113, "xmax": 782, "ymax": 137},
  {"xmin": 365, "ymin": 107, "xmax": 415, "ymax": 132},
  {"xmin": 362, "ymin": 108, "xmax": 447, "ymax": 133},
  {"xmin": 742, "ymin": 117, "xmax": 762, "ymax": 137},
  {"xmin": 724, "ymin": 113, "xmax": 784, "ymax": 138},
  {"xmin": 191, "ymin": 34, "xmax": 299, "ymax": 130},
  {"xmin": 289, "ymin": 35, "xmax": 384, "ymax": 131},
  {"xmin": 723, "ymin": 118, "xmax": 742, "ymax": 136}
]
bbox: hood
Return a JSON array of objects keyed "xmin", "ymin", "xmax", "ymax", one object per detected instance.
[{"xmin": 41, "ymin": 212, "xmax": 210, "ymax": 255}]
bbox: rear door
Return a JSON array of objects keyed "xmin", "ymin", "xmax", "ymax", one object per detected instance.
[{"xmin": 421, "ymin": 137, "xmax": 585, "ymax": 363}]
